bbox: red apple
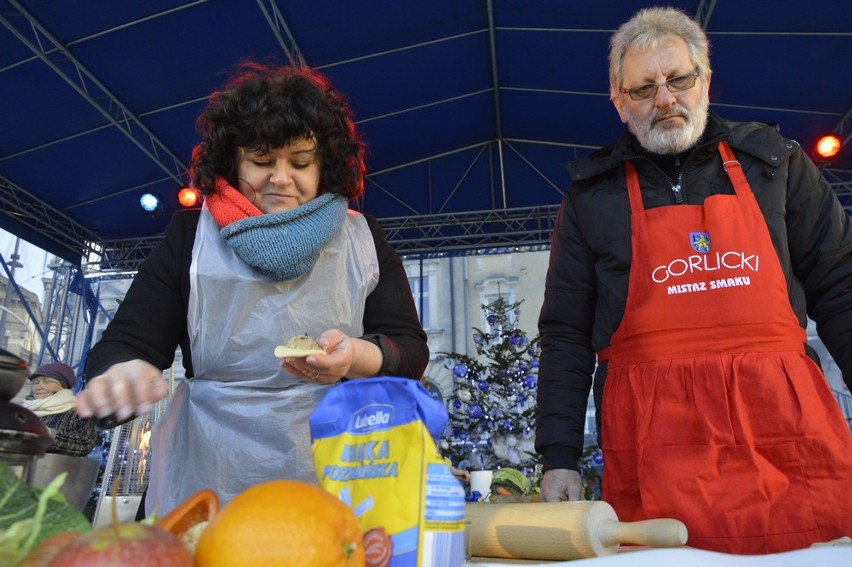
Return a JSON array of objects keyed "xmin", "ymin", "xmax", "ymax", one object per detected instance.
[
  {"xmin": 46, "ymin": 522, "xmax": 193, "ymax": 566},
  {"xmin": 18, "ymin": 530, "xmax": 82, "ymax": 566}
]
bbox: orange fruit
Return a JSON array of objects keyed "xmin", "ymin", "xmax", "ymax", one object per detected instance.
[{"xmin": 195, "ymin": 480, "xmax": 364, "ymax": 567}]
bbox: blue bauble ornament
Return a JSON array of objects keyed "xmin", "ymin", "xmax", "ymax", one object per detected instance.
[
  {"xmin": 453, "ymin": 363, "xmax": 468, "ymax": 378},
  {"xmin": 509, "ymin": 336, "xmax": 520, "ymax": 346},
  {"xmin": 453, "ymin": 399, "xmax": 462, "ymax": 409},
  {"xmin": 473, "ymin": 333, "xmax": 482, "ymax": 343},
  {"xmin": 503, "ymin": 420, "xmax": 512, "ymax": 429},
  {"xmin": 593, "ymin": 449, "xmax": 603, "ymax": 464},
  {"xmin": 530, "ymin": 359, "xmax": 540, "ymax": 368},
  {"xmin": 469, "ymin": 404, "xmax": 483, "ymax": 419},
  {"xmin": 517, "ymin": 393, "xmax": 526, "ymax": 403},
  {"xmin": 487, "ymin": 314, "xmax": 497, "ymax": 325},
  {"xmin": 459, "ymin": 432, "xmax": 468, "ymax": 441},
  {"xmin": 478, "ymin": 380, "xmax": 489, "ymax": 392},
  {"xmin": 523, "ymin": 375, "xmax": 537, "ymax": 389}
]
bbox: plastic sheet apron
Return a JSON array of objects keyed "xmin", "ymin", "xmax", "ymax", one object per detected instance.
[
  {"xmin": 147, "ymin": 205, "xmax": 378, "ymax": 515},
  {"xmin": 600, "ymin": 142, "xmax": 852, "ymax": 554}
]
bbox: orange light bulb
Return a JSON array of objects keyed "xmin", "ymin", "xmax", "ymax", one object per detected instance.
[
  {"xmin": 177, "ymin": 187, "xmax": 201, "ymax": 208},
  {"xmin": 815, "ymin": 134, "xmax": 842, "ymax": 160}
]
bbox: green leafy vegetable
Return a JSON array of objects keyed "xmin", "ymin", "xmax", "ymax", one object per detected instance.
[
  {"xmin": 490, "ymin": 467, "xmax": 531, "ymax": 495},
  {"xmin": 0, "ymin": 460, "xmax": 92, "ymax": 565}
]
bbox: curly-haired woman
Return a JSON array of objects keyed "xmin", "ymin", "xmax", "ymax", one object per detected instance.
[{"xmin": 77, "ymin": 62, "xmax": 428, "ymax": 516}]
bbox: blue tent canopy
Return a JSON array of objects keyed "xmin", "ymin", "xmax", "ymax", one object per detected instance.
[{"xmin": 1, "ymin": 0, "xmax": 850, "ymax": 267}]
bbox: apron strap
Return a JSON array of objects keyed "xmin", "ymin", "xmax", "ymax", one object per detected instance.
[
  {"xmin": 718, "ymin": 141, "xmax": 753, "ymax": 198},
  {"xmin": 603, "ymin": 160, "xmax": 642, "ymax": 363},
  {"xmin": 624, "ymin": 160, "xmax": 644, "ymax": 212},
  {"xmin": 604, "ymin": 160, "xmax": 642, "ymax": 364}
]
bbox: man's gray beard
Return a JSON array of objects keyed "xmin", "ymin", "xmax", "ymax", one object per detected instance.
[{"xmin": 627, "ymin": 95, "xmax": 709, "ymax": 155}]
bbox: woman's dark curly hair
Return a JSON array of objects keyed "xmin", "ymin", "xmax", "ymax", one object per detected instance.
[{"xmin": 190, "ymin": 61, "xmax": 365, "ymax": 200}]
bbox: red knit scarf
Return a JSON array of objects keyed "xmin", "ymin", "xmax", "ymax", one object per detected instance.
[{"xmin": 203, "ymin": 178, "xmax": 262, "ymax": 227}]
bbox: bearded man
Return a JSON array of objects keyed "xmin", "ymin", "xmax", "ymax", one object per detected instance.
[{"xmin": 534, "ymin": 6, "xmax": 852, "ymax": 555}]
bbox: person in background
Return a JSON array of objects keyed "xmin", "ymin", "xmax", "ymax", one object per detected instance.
[
  {"xmin": 76, "ymin": 61, "xmax": 429, "ymax": 516},
  {"xmin": 21, "ymin": 362, "xmax": 97, "ymax": 457},
  {"xmin": 535, "ymin": 6, "xmax": 852, "ymax": 554}
]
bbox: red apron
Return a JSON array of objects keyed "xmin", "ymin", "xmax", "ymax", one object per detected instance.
[{"xmin": 600, "ymin": 142, "xmax": 852, "ymax": 554}]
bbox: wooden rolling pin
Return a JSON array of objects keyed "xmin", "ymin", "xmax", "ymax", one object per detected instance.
[{"xmin": 466, "ymin": 500, "xmax": 687, "ymax": 560}]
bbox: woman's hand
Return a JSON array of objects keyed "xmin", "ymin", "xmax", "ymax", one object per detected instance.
[
  {"xmin": 280, "ymin": 329, "xmax": 383, "ymax": 384},
  {"xmin": 75, "ymin": 359, "xmax": 168, "ymax": 423},
  {"xmin": 451, "ymin": 466, "xmax": 471, "ymax": 484}
]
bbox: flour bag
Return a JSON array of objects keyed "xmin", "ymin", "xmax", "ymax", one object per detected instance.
[{"xmin": 310, "ymin": 377, "xmax": 465, "ymax": 566}]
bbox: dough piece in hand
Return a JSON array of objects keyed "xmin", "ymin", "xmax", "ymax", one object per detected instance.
[{"xmin": 274, "ymin": 334, "xmax": 326, "ymax": 358}]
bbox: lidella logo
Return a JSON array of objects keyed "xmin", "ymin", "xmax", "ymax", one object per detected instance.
[
  {"xmin": 690, "ymin": 232, "xmax": 711, "ymax": 253},
  {"xmin": 350, "ymin": 404, "xmax": 393, "ymax": 433}
]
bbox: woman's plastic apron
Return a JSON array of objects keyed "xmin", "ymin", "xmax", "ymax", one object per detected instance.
[
  {"xmin": 601, "ymin": 141, "xmax": 852, "ymax": 553},
  {"xmin": 147, "ymin": 205, "xmax": 378, "ymax": 516}
]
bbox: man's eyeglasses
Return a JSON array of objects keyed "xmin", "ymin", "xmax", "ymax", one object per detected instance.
[{"xmin": 619, "ymin": 70, "xmax": 700, "ymax": 101}]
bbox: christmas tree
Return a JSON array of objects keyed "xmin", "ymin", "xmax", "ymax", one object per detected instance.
[
  {"xmin": 579, "ymin": 444, "xmax": 603, "ymax": 501},
  {"xmin": 438, "ymin": 292, "xmax": 542, "ymax": 474}
]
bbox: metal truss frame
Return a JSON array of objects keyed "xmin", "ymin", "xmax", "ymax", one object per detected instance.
[
  {"xmin": 85, "ymin": 236, "xmax": 164, "ymax": 274},
  {"xmin": 381, "ymin": 204, "xmax": 559, "ymax": 253},
  {"xmin": 0, "ymin": 1, "xmax": 188, "ymax": 186},
  {"xmin": 87, "ymin": 205, "xmax": 560, "ymax": 272},
  {"xmin": 39, "ymin": 261, "xmax": 94, "ymax": 368},
  {"xmin": 0, "ymin": 173, "xmax": 101, "ymax": 260}
]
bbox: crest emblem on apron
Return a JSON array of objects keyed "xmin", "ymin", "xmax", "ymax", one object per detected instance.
[{"xmin": 690, "ymin": 232, "xmax": 711, "ymax": 253}]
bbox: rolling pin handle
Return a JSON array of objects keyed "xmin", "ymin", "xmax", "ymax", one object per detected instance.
[{"xmin": 598, "ymin": 518, "xmax": 688, "ymax": 549}]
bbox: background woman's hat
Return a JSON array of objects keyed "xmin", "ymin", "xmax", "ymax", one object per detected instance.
[{"xmin": 30, "ymin": 362, "xmax": 76, "ymax": 390}]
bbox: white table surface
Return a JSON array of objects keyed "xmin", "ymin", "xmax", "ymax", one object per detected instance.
[{"xmin": 466, "ymin": 545, "xmax": 852, "ymax": 566}]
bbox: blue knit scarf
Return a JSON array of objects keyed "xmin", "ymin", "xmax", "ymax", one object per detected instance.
[{"xmin": 218, "ymin": 193, "xmax": 348, "ymax": 281}]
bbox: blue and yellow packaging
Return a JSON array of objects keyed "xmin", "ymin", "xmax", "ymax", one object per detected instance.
[{"xmin": 310, "ymin": 377, "xmax": 466, "ymax": 566}]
